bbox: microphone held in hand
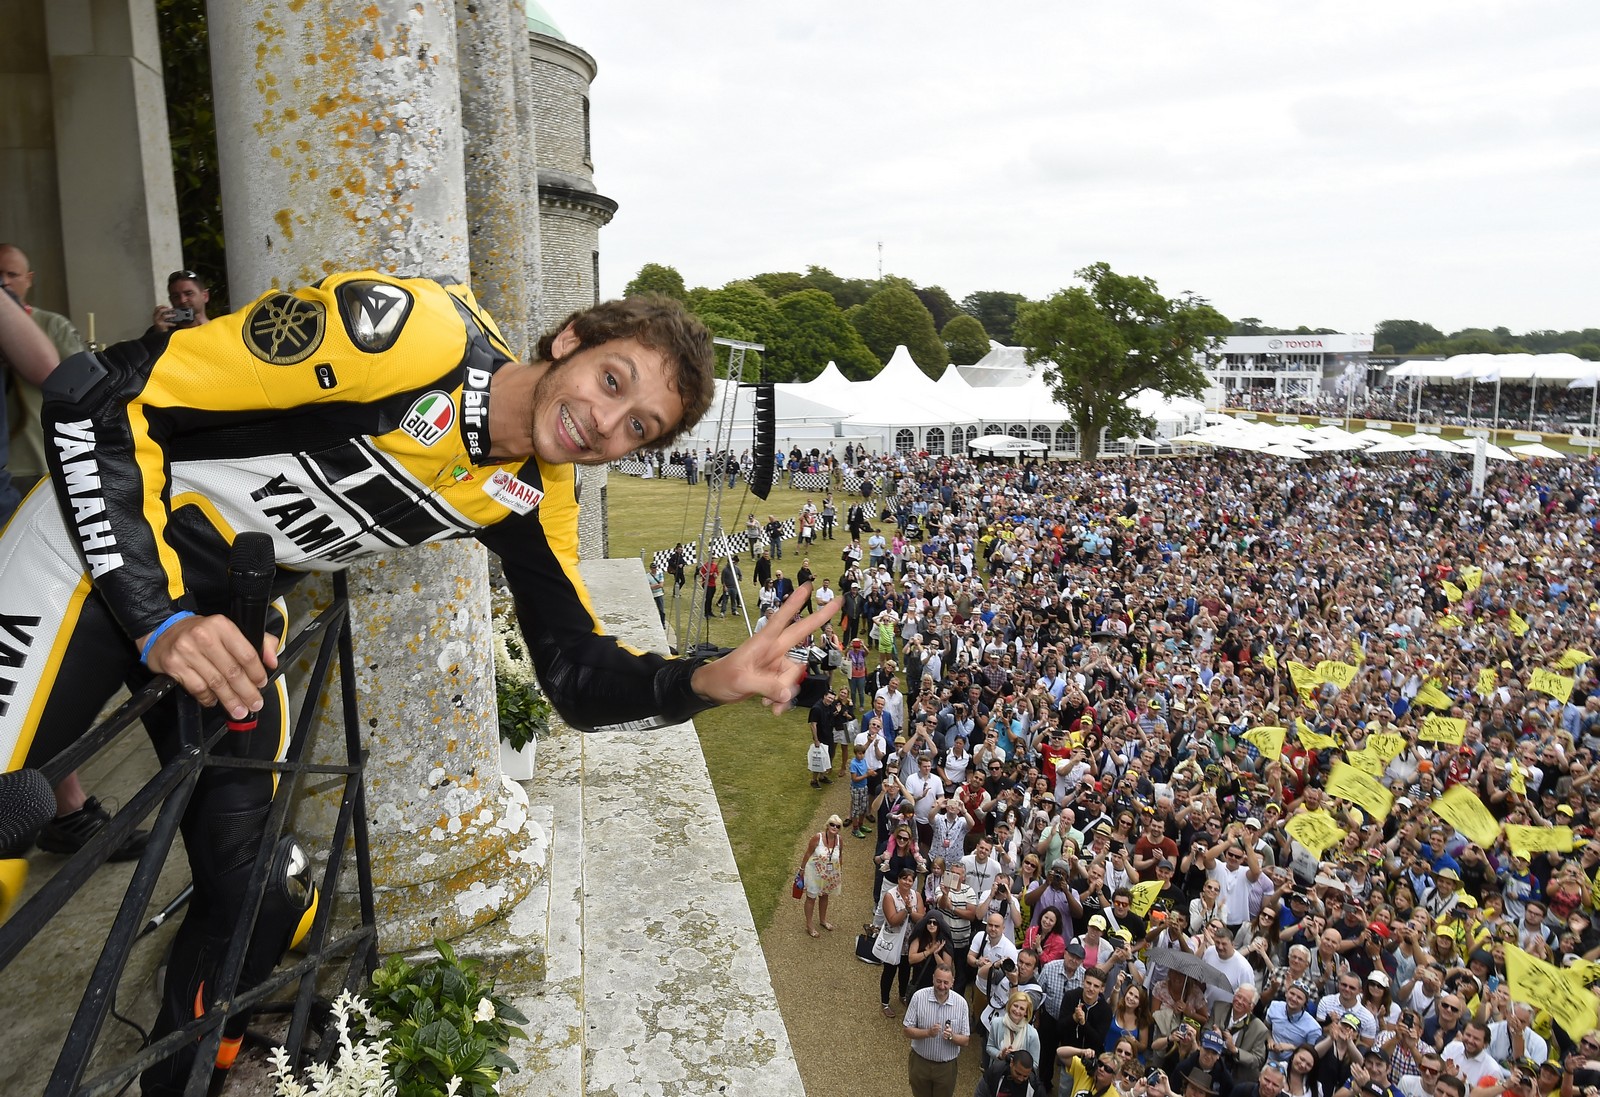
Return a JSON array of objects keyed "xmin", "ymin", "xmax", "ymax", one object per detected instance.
[
  {"xmin": 226, "ymin": 532, "xmax": 276, "ymax": 734},
  {"xmin": 0, "ymin": 767, "xmax": 56, "ymax": 858}
]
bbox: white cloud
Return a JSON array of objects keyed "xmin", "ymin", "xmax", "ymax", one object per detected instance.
[{"xmin": 552, "ymin": 1, "xmax": 1600, "ymax": 333}]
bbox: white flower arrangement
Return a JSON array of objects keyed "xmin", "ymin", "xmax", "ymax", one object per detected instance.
[{"xmin": 267, "ymin": 990, "xmax": 459, "ymax": 1097}]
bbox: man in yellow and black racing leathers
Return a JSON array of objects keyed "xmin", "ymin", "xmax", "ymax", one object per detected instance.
[{"xmin": 0, "ymin": 271, "xmax": 836, "ymax": 1094}]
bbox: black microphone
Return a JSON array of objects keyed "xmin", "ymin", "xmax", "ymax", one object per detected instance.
[
  {"xmin": 0, "ymin": 767, "xmax": 55, "ymax": 858},
  {"xmin": 226, "ymin": 532, "xmax": 276, "ymax": 734}
]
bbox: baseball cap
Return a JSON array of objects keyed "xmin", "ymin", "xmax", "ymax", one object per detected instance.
[
  {"xmin": 1367, "ymin": 969, "xmax": 1390, "ymax": 986},
  {"xmin": 1367, "ymin": 923, "xmax": 1391, "ymax": 941},
  {"xmin": 1201, "ymin": 1030, "xmax": 1227, "ymax": 1052},
  {"xmin": 1339, "ymin": 1011, "xmax": 1363, "ymax": 1030},
  {"xmin": 1089, "ymin": 914, "xmax": 1108, "ymax": 930},
  {"xmin": 1065, "ymin": 941, "xmax": 1087, "ymax": 959}
]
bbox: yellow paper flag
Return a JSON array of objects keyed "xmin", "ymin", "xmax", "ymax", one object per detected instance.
[
  {"xmin": 1438, "ymin": 614, "xmax": 1465, "ymax": 630},
  {"xmin": 1442, "ymin": 580, "xmax": 1464, "ymax": 603},
  {"xmin": 1295, "ymin": 718, "xmax": 1341, "ymax": 750},
  {"xmin": 1476, "ymin": 667, "xmax": 1498, "ymax": 699},
  {"xmin": 1531, "ymin": 667, "xmax": 1576, "ymax": 704},
  {"xmin": 1366, "ymin": 732, "xmax": 1408, "ymax": 762},
  {"xmin": 1243, "ymin": 726, "xmax": 1287, "ymax": 761},
  {"xmin": 1507, "ymin": 824, "xmax": 1575, "ymax": 859},
  {"xmin": 1430, "ymin": 784, "xmax": 1502, "ymax": 847},
  {"xmin": 1509, "ymin": 610, "xmax": 1529, "ymax": 638},
  {"xmin": 1419, "ymin": 715, "xmax": 1467, "ymax": 745},
  {"xmin": 1558, "ymin": 649, "xmax": 1596, "ymax": 671},
  {"xmin": 1285, "ymin": 810, "xmax": 1347, "ymax": 856},
  {"xmin": 1326, "ymin": 760, "xmax": 1394, "ymax": 820},
  {"xmin": 1262, "ymin": 645, "xmax": 1278, "ymax": 672},
  {"xmin": 1414, "ymin": 682, "xmax": 1454, "ymax": 711},
  {"xmin": 1461, "ymin": 566, "xmax": 1483, "ymax": 592},
  {"xmin": 1129, "ymin": 879, "xmax": 1165, "ymax": 917},
  {"xmin": 1316, "ymin": 660, "xmax": 1360, "ymax": 691},
  {"xmin": 1504, "ymin": 944, "xmax": 1600, "ymax": 1040},
  {"xmin": 1351, "ymin": 637, "xmax": 1365, "ymax": 664},
  {"xmin": 1510, "ymin": 761, "xmax": 1527, "ymax": 796},
  {"xmin": 1345, "ymin": 747, "xmax": 1388, "ymax": 777},
  {"xmin": 1288, "ymin": 662, "xmax": 1319, "ymax": 701}
]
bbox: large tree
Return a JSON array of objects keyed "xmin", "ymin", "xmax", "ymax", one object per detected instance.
[
  {"xmin": 747, "ymin": 270, "xmax": 810, "ymax": 299},
  {"xmin": 771, "ymin": 289, "xmax": 878, "ymax": 381},
  {"xmin": 961, "ymin": 290, "xmax": 1028, "ymax": 345},
  {"xmin": 848, "ymin": 284, "xmax": 948, "ymax": 375},
  {"xmin": 800, "ymin": 265, "xmax": 877, "ymax": 311},
  {"xmin": 624, "ymin": 262, "xmax": 688, "ymax": 302},
  {"xmin": 941, "ymin": 313, "xmax": 990, "ymax": 365},
  {"xmin": 1373, "ymin": 319, "xmax": 1445, "ymax": 355},
  {"xmin": 914, "ymin": 285, "xmax": 963, "ymax": 332},
  {"xmin": 1015, "ymin": 262, "xmax": 1229, "ymax": 460},
  {"xmin": 695, "ymin": 282, "xmax": 779, "ymax": 382}
]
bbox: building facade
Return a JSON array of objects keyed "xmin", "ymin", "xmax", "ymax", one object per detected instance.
[{"xmin": 1205, "ymin": 333, "xmax": 1374, "ymax": 408}]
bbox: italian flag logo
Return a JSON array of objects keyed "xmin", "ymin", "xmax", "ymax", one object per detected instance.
[{"xmin": 401, "ymin": 391, "xmax": 455, "ymax": 446}]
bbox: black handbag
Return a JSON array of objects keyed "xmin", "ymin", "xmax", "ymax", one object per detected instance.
[{"xmin": 854, "ymin": 929, "xmax": 881, "ymax": 964}]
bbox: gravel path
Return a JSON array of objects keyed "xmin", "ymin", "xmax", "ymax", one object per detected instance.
[{"xmin": 759, "ymin": 778, "xmax": 987, "ymax": 1097}]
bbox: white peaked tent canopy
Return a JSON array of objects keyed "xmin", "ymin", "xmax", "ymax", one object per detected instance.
[{"xmin": 969, "ymin": 434, "xmax": 1048, "ymax": 455}]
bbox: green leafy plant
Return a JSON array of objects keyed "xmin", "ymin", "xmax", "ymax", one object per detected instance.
[
  {"xmin": 492, "ymin": 612, "xmax": 552, "ymax": 750},
  {"xmin": 363, "ymin": 940, "xmax": 528, "ymax": 1097}
]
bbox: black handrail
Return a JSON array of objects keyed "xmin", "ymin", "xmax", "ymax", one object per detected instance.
[{"xmin": 0, "ymin": 573, "xmax": 377, "ymax": 1097}]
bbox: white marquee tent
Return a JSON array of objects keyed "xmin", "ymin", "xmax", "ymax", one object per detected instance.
[{"xmin": 677, "ymin": 343, "xmax": 1207, "ymax": 458}]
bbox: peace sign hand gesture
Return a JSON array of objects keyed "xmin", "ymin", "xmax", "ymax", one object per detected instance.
[{"xmin": 691, "ymin": 584, "xmax": 843, "ymax": 714}]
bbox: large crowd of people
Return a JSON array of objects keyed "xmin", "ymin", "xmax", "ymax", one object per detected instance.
[
  {"xmin": 783, "ymin": 443, "xmax": 1600, "ymax": 1097},
  {"xmin": 1227, "ymin": 384, "xmax": 1597, "ymax": 434}
]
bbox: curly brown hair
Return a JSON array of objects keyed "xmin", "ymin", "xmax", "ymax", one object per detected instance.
[{"xmin": 536, "ymin": 294, "xmax": 714, "ymax": 448}]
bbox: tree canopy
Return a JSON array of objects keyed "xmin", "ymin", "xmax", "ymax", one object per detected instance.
[
  {"xmin": 961, "ymin": 291, "xmax": 1029, "ymax": 345},
  {"xmin": 1015, "ymin": 262, "xmax": 1229, "ymax": 460},
  {"xmin": 624, "ymin": 262, "xmax": 688, "ymax": 302},
  {"xmin": 1373, "ymin": 319, "xmax": 1446, "ymax": 355},
  {"xmin": 694, "ymin": 282, "xmax": 778, "ymax": 382},
  {"xmin": 849, "ymin": 284, "xmax": 948, "ymax": 376},
  {"xmin": 771, "ymin": 289, "xmax": 879, "ymax": 381},
  {"xmin": 941, "ymin": 313, "xmax": 990, "ymax": 366}
]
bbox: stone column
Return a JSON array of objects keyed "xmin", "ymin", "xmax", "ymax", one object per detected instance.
[
  {"xmin": 208, "ymin": 0, "xmax": 534, "ymax": 950},
  {"xmin": 454, "ymin": 0, "xmax": 542, "ymax": 359},
  {"xmin": 39, "ymin": 0, "xmax": 183, "ymax": 342}
]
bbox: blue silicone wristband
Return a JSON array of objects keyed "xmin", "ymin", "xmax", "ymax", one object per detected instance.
[{"xmin": 140, "ymin": 611, "xmax": 195, "ymax": 665}]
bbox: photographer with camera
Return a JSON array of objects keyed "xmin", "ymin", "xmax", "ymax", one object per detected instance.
[{"xmin": 149, "ymin": 268, "xmax": 211, "ymax": 333}]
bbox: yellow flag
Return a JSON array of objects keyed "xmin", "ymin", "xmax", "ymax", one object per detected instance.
[
  {"xmin": 1510, "ymin": 761, "xmax": 1527, "ymax": 796},
  {"xmin": 1295, "ymin": 718, "xmax": 1341, "ymax": 750},
  {"xmin": 1414, "ymin": 682, "xmax": 1454, "ymax": 711},
  {"xmin": 1505, "ymin": 944, "xmax": 1600, "ymax": 1040},
  {"xmin": 1288, "ymin": 662, "xmax": 1318, "ymax": 701},
  {"xmin": 1315, "ymin": 660, "xmax": 1360, "ymax": 690},
  {"xmin": 1531, "ymin": 668, "xmax": 1576, "ymax": 704},
  {"xmin": 1345, "ymin": 747, "xmax": 1387, "ymax": 777},
  {"xmin": 1507, "ymin": 824, "xmax": 1575, "ymax": 859},
  {"xmin": 1558, "ymin": 649, "xmax": 1596, "ymax": 670},
  {"xmin": 1430, "ymin": 784, "xmax": 1502, "ymax": 847},
  {"xmin": 1285, "ymin": 810, "xmax": 1347, "ymax": 856},
  {"xmin": 1243, "ymin": 726, "xmax": 1287, "ymax": 761},
  {"xmin": 1418, "ymin": 715, "xmax": 1466, "ymax": 745},
  {"xmin": 1438, "ymin": 614, "xmax": 1464, "ymax": 630},
  {"xmin": 1351, "ymin": 637, "xmax": 1365, "ymax": 664},
  {"xmin": 1367, "ymin": 732, "xmax": 1408, "ymax": 762},
  {"xmin": 1509, "ymin": 610, "xmax": 1529, "ymax": 637},
  {"xmin": 1129, "ymin": 879, "xmax": 1165, "ymax": 917},
  {"xmin": 1592, "ymin": 870, "xmax": 1600, "ymax": 914},
  {"xmin": 1262, "ymin": 645, "xmax": 1278, "ymax": 672},
  {"xmin": 1442, "ymin": 580, "xmax": 1464, "ymax": 603},
  {"xmin": 1461, "ymin": 566, "xmax": 1484, "ymax": 592},
  {"xmin": 1475, "ymin": 667, "xmax": 1498, "ymax": 699},
  {"xmin": 1326, "ymin": 760, "xmax": 1394, "ymax": 820}
]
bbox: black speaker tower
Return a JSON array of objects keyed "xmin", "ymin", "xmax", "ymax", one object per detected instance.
[{"xmin": 748, "ymin": 382, "xmax": 776, "ymax": 499}]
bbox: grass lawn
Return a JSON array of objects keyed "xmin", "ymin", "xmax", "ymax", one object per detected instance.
[{"xmin": 605, "ymin": 471, "xmax": 848, "ymax": 930}]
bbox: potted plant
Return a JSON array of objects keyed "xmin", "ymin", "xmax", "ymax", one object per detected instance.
[
  {"xmin": 492, "ymin": 610, "xmax": 551, "ymax": 781},
  {"xmin": 361, "ymin": 939, "xmax": 528, "ymax": 1097}
]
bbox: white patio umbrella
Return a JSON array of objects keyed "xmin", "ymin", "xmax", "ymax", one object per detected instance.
[
  {"xmin": 1304, "ymin": 436, "xmax": 1368, "ymax": 452},
  {"xmin": 1400, "ymin": 434, "xmax": 1466, "ymax": 454},
  {"xmin": 1263, "ymin": 443, "xmax": 1311, "ymax": 460},
  {"xmin": 1350, "ymin": 428, "xmax": 1396, "ymax": 443},
  {"xmin": 1510, "ymin": 442, "xmax": 1566, "ymax": 459},
  {"xmin": 1364, "ymin": 437, "xmax": 1416, "ymax": 455}
]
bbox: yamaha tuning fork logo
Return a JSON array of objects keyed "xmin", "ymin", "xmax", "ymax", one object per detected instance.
[{"xmin": 245, "ymin": 294, "xmax": 327, "ymax": 365}]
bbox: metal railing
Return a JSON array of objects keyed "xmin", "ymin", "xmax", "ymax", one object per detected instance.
[{"xmin": 0, "ymin": 573, "xmax": 376, "ymax": 1096}]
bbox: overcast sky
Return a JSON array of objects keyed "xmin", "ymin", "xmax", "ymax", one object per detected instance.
[{"xmin": 555, "ymin": 2, "xmax": 1598, "ymax": 337}]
